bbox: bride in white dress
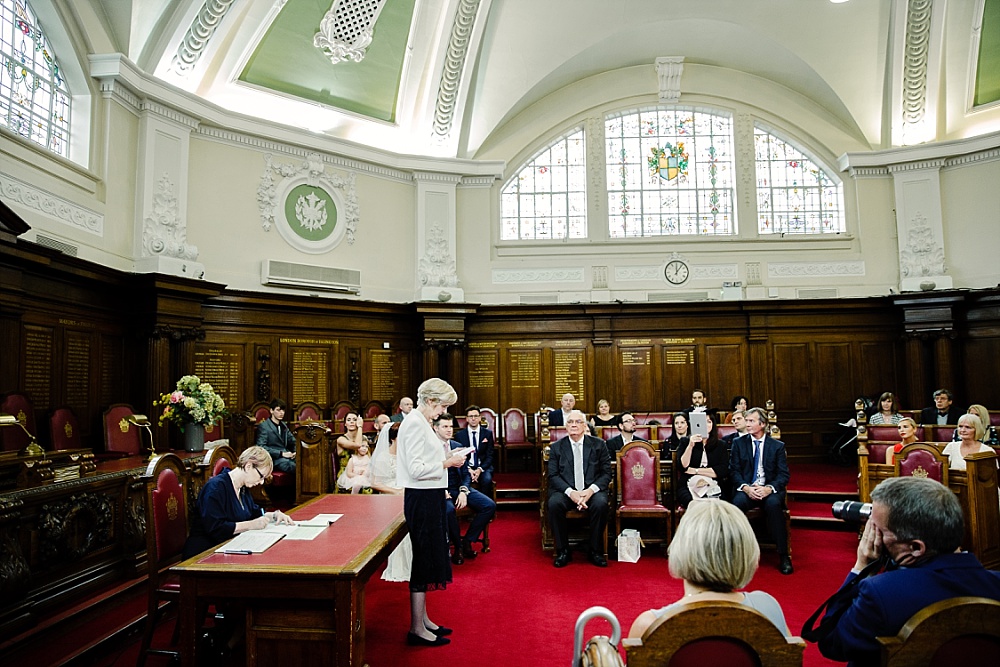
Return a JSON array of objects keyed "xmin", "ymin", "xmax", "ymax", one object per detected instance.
[{"xmin": 368, "ymin": 422, "xmax": 412, "ymax": 581}]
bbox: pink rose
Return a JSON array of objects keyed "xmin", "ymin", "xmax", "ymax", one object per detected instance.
[{"xmin": 170, "ymin": 391, "xmax": 184, "ymax": 403}]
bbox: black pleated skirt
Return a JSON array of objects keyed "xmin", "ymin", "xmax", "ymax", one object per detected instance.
[{"xmin": 404, "ymin": 487, "xmax": 452, "ymax": 592}]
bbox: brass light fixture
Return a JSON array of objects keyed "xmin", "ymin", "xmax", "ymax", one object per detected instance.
[
  {"xmin": 0, "ymin": 413, "xmax": 44, "ymax": 457},
  {"xmin": 128, "ymin": 414, "xmax": 157, "ymax": 461}
]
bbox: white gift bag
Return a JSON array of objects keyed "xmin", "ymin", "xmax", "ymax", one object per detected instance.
[{"xmin": 616, "ymin": 528, "xmax": 643, "ymax": 563}]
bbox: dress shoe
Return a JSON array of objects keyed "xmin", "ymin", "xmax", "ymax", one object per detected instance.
[
  {"xmin": 779, "ymin": 556, "xmax": 794, "ymax": 575},
  {"xmin": 428, "ymin": 625, "xmax": 452, "ymax": 637},
  {"xmin": 406, "ymin": 632, "xmax": 450, "ymax": 647},
  {"xmin": 553, "ymin": 550, "xmax": 571, "ymax": 568},
  {"xmin": 451, "ymin": 550, "xmax": 464, "ymax": 565},
  {"xmin": 461, "ymin": 541, "xmax": 478, "ymax": 559},
  {"xmin": 589, "ymin": 551, "xmax": 608, "ymax": 568}
]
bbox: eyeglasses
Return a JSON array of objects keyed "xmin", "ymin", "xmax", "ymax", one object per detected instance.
[
  {"xmin": 566, "ymin": 419, "xmax": 586, "ymax": 424},
  {"xmin": 620, "ymin": 418, "xmax": 636, "ymax": 423}
]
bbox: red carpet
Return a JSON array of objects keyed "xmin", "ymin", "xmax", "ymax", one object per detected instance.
[{"xmin": 365, "ymin": 508, "xmax": 855, "ymax": 666}]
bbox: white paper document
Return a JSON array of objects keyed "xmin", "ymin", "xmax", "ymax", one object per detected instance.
[
  {"xmin": 298, "ymin": 513, "xmax": 344, "ymax": 526},
  {"xmin": 215, "ymin": 530, "xmax": 284, "ymax": 554}
]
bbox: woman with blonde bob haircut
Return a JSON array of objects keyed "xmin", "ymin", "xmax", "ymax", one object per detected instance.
[{"xmin": 629, "ymin": 499, "xmax": 790, "ymax": 638}]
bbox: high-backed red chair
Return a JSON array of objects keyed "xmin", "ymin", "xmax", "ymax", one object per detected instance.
[
  {"xmin": 201, "ymin": 444, "xmax": 236, "ymax": 478},
  {"xmin": 501, "ymin": 407, "xmax": 534, "ymax": 472},
  {"xmin": 894, "ymin": 443, "xmax": 949, "ymax": 485},
  {"xmin": 548, "ymin": 426, "xmax": 569, "ymax": 443},
  {"xmin": 137, "ymin": 453, "xmax": 188, "ymax": 666},
  {"xmin": 878, "ymin": 596, "xmax": 1000, "ymax": 666},
  {"xmin": 49, "ymin": 405, "xmax": 80, "ymax": 450},
  {"xmin": 929, "ymin": 426, "xmax": 957, "ymax": 443},
  {"xmin": 869, "ymin": 425, "xmax": 903, "ymax": 441},
  {"xmin": 330, "ymin": 400, "xmax": 355, "ymax": 423},
  {"xmin": 250, "ymin": 401, "xmax": 272, "ymax": 425},
  {"xmin": 622, "ymin": 600, "xmax": 805, "ymax": 666},
  {"xmin": 1, "ymin": 392, "xmax": 36, "ymax": 452},
  {"xmin": 480, "ymin": 408, "xmax": 498, "ymax": 434},
  {"xmin": 103, "ymin": 403, "xmax": 141, "ymax": 457},
  {"xmin": 616, "ymin": 441, "xmax": 671, "ymax": 553},
  {"xmin": 362, "ymin": 400, "xmax": 385, "ymax": 419},
  {"xmin": 637, "ymin": 412, "xmax": 673, "ymax": 426},
  {"xmin": 294, "ymin": 401, "xmax": 323, "ymax": 424}
]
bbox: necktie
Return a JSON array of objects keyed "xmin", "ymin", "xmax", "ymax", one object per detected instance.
[
  {"xmin": 753, "ymin": 440, "xmax": 763, "ymax": 483},
  {"xmin": 470, "ymin": 430, "xmax": 478, "ymax": 467},
  {"xmin": 573, "ymin": 441, "xmax": 585, "ymax": 491}
]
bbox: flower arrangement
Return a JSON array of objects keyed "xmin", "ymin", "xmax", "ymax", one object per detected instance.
[{"xmin": 155, "ymin": 375, "xmax": 226, "ymax": 429}]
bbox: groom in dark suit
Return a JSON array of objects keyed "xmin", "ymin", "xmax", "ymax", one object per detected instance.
[
  {"xmin": 454, "ymin": 405, "xmax": 495, "ymax": 492},
  {"xmin": 547, "ymin": 409, "xmax": 612, "ymax": 568},
  {"xmin": 729, "ymin": 406, "xmax": 792, "ymax": 574}
]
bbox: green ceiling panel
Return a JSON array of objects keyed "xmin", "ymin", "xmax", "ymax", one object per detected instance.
[
  {"xmin": 975, "ymin": 0, "xmax": 1000, "ymax": 107},
  {"xmin": 239, "ymin": 0, "xmax": 415, "ymax": 122}
]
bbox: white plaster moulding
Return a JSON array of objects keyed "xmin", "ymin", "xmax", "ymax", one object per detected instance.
[
  {"xmin": 87, "ymin": 54, "xmax": 505, "ymax": 182},
  {"xmin": 0, "ymin": 170, "xmax": 103, "ymax": 235},
  {"xmin": 838, "ymin": 128, "xmax": 1000, "ymax": 171}
]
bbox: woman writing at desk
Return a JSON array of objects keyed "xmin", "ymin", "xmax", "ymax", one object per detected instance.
[{"xmin": 183, "ymin": 446, "xmax": 293, "ymax": 558}]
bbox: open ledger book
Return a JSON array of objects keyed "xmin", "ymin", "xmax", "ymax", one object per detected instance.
[{"xmin": 215, "ymin": 513, "xmax": 344, "ymax": 554}]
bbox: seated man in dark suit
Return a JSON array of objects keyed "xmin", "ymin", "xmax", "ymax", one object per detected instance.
[
  {"xmin": 547, "ymin": 409, "xmax": 612, "ymax": 568},
  {"xmin": 605, "ymin": 412, "xmax": 648, "ymax": 455},
  {"xmin": 918, "ymin": 388, "xmax": 963, "ymax": 425},
  {"xmin": 454, "ymin": 405, "xmax": 495, "ymax": 493},
  {"xmin": 434, "ymin": 413, "xmax": 496, "ymax": 565},
  {"xmin": 547, "ymin": 393, "xmax": 575, "ymax": 427},
  {"xmin": 817, "ymin": 476, "xmax": 1000, "ymax": 666},
  {"xmin": 722, "ymin": 409, "xmax": 748, "ymax": 447},
  {"xmin": 729, "ymin": 407, "xmax": 792, "ymax": 574},
  {"xmin": 255, "ymin": 398, "xmax": 296, "ymax": 473}
]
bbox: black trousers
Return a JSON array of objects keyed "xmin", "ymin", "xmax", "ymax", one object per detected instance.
[{"xmin": 547, "ymin": 490, "xmax": 608, "ymax": 554}]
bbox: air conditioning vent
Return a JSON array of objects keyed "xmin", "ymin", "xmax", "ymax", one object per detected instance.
[
  {"xmin": 647, "ymin": 291, "xmax": 712, "ymax": 302},
  {"xmin": 261, "ymin": 260, "xmax": 361, "ymax": 295},
  {"xmin": 796, "ymin": 288, "xmax": 838, "ymax": 299},
  {"xmin": 35, "ymin": 233, "xmax": 78, "ymax": 257},
  {"xmin": 520, "ymin": 294, "xmax": 559, "ymax": 304}
]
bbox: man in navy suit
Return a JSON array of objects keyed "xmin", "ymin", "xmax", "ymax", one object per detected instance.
[
  {"xmin": 433, "ymin": 413, "xmax": 496, "ymax": 565},
  {"xmin": 454, "ymin": 405, "xmax": 495, "ymax": 493},
  {"xmin": 817, "ymin": 476, "xmax": 1000, "ymax": 666},
  {"xmin": 547, "ymin": 409, "xmax": 612, "ymax": 568},
  {"xmin": 729, "ymin": 406, "xmax": 792, "ymax": 574},
  {"xmin": 918, "ymin": 388, "xmax": 963, "ymax": 425},
  {"xmin": 547, "ymin": 393, "xmax": 575, "ymax": 427}
]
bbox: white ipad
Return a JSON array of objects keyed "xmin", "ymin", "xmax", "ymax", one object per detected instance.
[{"xmin": 688, "ymin": 412, "xmax": 708, "ymax": 438}]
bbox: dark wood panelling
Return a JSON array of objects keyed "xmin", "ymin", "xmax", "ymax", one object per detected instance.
[{"xmin": 703, "ymin": 343, "xmax": 745, "ymax": 410}]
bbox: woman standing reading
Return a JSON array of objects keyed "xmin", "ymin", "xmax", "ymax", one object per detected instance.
[{"xmin": 397, "ymin": 378, "xmax": 468, "ymax": 647}]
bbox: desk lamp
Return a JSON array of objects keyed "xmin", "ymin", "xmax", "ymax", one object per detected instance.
[
  {"xmin": 128, "ymin": 414, "xmax": 157, "ymax": 461},
  {"xmin": 0, "ymin": 413, "xmax": 44, "ymax": 457}
]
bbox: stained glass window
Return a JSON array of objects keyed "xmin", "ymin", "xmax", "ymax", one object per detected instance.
[
  {"xmin": 605, "ymin": 108, "xmax": 735, "ymax": 237},
  {"xmin": 500, "ymin": 128, "xmax": 586, "ymax": 240},
  {"xmin": 755, "ymin": 126, "xmax": 843, "ymax": 234},
  {"xmin": 0, "ymin": 0, "xmax": 71, "ymax": 157}
]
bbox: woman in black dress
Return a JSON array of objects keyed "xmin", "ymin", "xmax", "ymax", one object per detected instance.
[{"xmin": 675, "ymin": 412, "xmax": 729, "ymax": 506}]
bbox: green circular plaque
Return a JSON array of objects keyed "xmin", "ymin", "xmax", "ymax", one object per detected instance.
[{"xmin": 283, "ymin": 185, "xmax": 337, "ymax": 242}]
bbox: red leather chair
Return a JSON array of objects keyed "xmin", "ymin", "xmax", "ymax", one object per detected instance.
[
  {"xmin": 637, "ymin": 412, "xmax": 673, "ymax": 426},
  {"xmin": 1, "ymin": 392, "xmax": 36, "ymax": 452},
  {"xmin": 480, "ymin": 408, "xmax": 498, "ymax": 434},
  {"xmin": 548, "ymin": 426, "xmax": 569, "ymax": 443},
  {"xmin": 362, "ymin": 401, "xmax": 385, "ymax": 419},
  {"xmin": 869, "ymin": 425, "xmax": 903, "ymax": 441},
  {"xmin": 330, "ymin": 400, "xmax": 355, "ymax": 423},
  {"xmin": 501, "ymin": 408, "xmax": 534, "ymax": 472},
  {"xmin": 601, "ymin": 426, "xmax": 621, "ymax": 440},
  {"xmin": 894, "ymin": 443, "xmax": 949, "ymax": 485},
  {"xmin": 137, "ymin": 453, "xmax": 188, "ymax": 665},
  {"xmin": 49, "ymin": 405, "xmax": 80, "ymax": 450},
  {"xmin": 102, "ymin": 403, "xmax": 141, "ymax": 458},
  {"xmin": 622, "ymin": 600, "xmax": 805, "ymax": 666},
  {"xmin": 294, "ymin": 401, "xmax": 323, "ymax": 424},
  {"xmin": 929, "ymin": 426, "xmax": 957, "ymax": 443},
  {"xmin": 878, "ymin": 596, "xmax": 1000, "ymax": 666},
  {"xmin": 201, "ymin": 444, "xmax": 236, "ymax": 478},
  {"xmin": 616, "ymin": 441, "xmax": 671, "ymax": 554}
]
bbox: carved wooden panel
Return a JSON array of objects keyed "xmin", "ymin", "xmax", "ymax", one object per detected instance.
[
  {"xmin": 703, "ymin": 343, "xmax": 745, "ymax": 410},
  {"xmin": 771, "ymin": 343, "xmax": 811, "ymax": 411}
]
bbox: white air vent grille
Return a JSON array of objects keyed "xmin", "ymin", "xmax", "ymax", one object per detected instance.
[
  {"xmin": 261, "ymin": 260, "xmax": 361, "ymax": 294},
  {"xmin": 796, "ymin": 288, "xmax": 839, "ymax": 299},
  {"xmin": 35, "ymin": 234, "xmax": 78, "ymax": 256},
  {"xmin": 647, "ymin": 291, "xmax": 712, "ymax": 302}
]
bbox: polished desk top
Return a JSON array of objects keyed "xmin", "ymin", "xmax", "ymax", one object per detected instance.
[{"xmin": 173, "ymin": 493, "xmax": 406, "ymax": 576}]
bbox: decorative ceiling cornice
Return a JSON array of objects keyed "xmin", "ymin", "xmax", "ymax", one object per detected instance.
[
  {"xmin": 314, "ymin": 0, "xmax": 388, "ymax": 65},
  {"xmin": 432, "ymin": 0, "xmax": 481, "ymax": 141},
  {"xmin": 171, "ymin": 0, "xmax": 239, "ymax": 76},
  {"xmin": 901, "ymin": 0, "xmax": 932, "ymax": 129}
]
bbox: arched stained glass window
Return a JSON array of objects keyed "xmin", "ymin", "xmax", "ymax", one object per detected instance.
[
  {"xmin": 0, "ymin": 0, "xmax": 71, "ymax": 157},
  {"xmin": 754, "ymin": 126, "xmax": 843, "ymax": 234},
  {"xmin": 500, "ymin": 128, "xmax": 586, "ymax": 240},
  {"xmin": 606, "ymin": 108, "xmax": 735, "ymax": 237}
]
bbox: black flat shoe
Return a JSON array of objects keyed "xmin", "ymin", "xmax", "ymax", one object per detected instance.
[
  {"xmin": 406, "ymin": 632, "xmax": 450, "ymax": 647},
  {"xmin": 589, "ymin": 552, "xmax": 608, "ymax": 568},
  {"xmin": 553, "ymin": 550, "xmax": 571, "ymax": 568},
  {"xmin": 779, "ymin": 556, "xmax": 794, "ymax": 575},
  {"xmin": 451, "ymin": 550, "xmax": 464, "ymax": 565},
  {"xmin": 428, "ymin": 625, "xmax": 452, "ymax": 636}
]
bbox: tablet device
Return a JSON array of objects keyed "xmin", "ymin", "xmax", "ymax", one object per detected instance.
[{"xmin": 688, "ymin": 412, "xmax": 708, "ymax": 438}]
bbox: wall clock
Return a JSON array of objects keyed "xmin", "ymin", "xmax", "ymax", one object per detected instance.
[{"xmin": 664, "ymin": 258, "xmax": 690, "ymax": 285}]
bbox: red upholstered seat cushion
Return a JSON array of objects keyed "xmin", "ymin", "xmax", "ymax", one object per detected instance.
[
  {"xmin": 153, "ymin": 468, "xmax": 187, "ymax": 560},
  {"xmin": 670, "ymin": 637, "xmax": 762, "ymax": 667},
  {"xmin": 620, "ymin": 445, "xmax": 658, "ymax": 506},
  {"xmin": 50, "ymin": 407, "xmax": 80, "ymax": 450},
  {"xmin": 104, "ymin": 405, "xmax": 141, "ymax": 456},
  {"xmin": 868, "ymin": 443, "xmax": 892, "ymax": 463},
  {"xmin": 212, "ymin": 458, "xmax": 230, "ymax": 477},
  {"xmin": 503, "ymin": 409, "xmax": 529, "ymax": 446},
  {"xmin": 269, "ymin": 470, "xmax": 293, "ymax": 487},
  {"xmin": 898, "ymin": 449, "xmax": 945, "ymax": 482}
]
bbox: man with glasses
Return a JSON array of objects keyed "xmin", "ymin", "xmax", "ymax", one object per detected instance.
[
  {"xmin": 605, "ymin": 412, "xmax": 647, "ymax": 454},
  {"xmin": 454, "ymin": 405, "xmax": 495, "ymax": 493},
  {"xmin": 547, "ymin": 409, "xmax": 612, "ymax": 568}
]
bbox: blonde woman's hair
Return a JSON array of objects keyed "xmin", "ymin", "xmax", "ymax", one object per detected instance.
[
  {"xmin": 668, "ymin": 499, "xmax": 760, "ymax": 592},
  {"xmin": 417, "ymin": 377, "xmax": 458, "ymax": 407},
  {"xmin": 958, "ymin": 413, "xmax": 986, "ymax": 441},
  {"xmin": 968, "ymin": 405, "xmax": 990, "ymax": 429},
  {"xmin": 238, "ymin": 445, "xmax": 274, "ymax": 473}
]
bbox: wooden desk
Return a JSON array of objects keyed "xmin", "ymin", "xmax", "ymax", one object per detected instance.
[{"xmin": 174, "ymin": 494, "xmax": 407, "ymax": 667}]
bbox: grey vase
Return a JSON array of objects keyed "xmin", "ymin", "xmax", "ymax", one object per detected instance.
[{"xmin": 184, "ymin": 423, "xmax": 205, "ymax": 452}]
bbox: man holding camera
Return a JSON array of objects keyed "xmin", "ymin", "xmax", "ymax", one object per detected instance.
[{"xmin": 816, "ymin": 477, "xmax": 1000, "ymax": 666}]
